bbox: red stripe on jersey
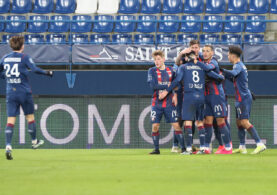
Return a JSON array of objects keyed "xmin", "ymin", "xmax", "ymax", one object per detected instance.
[
  {"xmin": 234, "ymin": 80, "xmax": 242, "ymax": 102},
  {"xmin": 152, "ymin": 92, "xmax": 157, "ymax": 106},
  {"xmin": 156, "ymin": 69, "xmax": 162, "ymax": 84},
  {"xmin": 212, "ymin": 81, "xmax": 219, "ymax": 95}
]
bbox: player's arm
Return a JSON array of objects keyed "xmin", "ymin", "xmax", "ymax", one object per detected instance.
[
  {"xmin": 0, "ymin": 58, "xmax": 4, "ymax": 79},
  {"xmin": 221, "ymin": 64, "xmax": 242, "ymax": 78},
  {"xmin": 197, "ymin": 61, "xmax": 216, "ymax": 72},
  {"xmin": 147, "ymin": 69, "xmax": 168, "ymax": 90},
  {"xmin": 166, "ymin": 65, "xmax": 184, "ymax": 92},
  {"xmin": 206, "ymin": 71, "xmax": 224, "ymax": 82},
  {"xmin": 175, "ymin": 48, "xmax": 191, "ymax": 65},
  {"xmin": 24, "ymin": 56, "xmax": 53, "ymax": 77}
]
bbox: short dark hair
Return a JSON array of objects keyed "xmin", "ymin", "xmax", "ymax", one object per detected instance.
[
  {"xmin": 229, "ymin": 46, "xmax": 242, "ymax": 57},
  {"xmin": 204, "ymin": 45, "xmax": 214, "ymax": 51},
  {"xmin": 189, "ymin": 40, "xmax": 200, "ymax": 47},
  {"xmin": 9, "ymin": 36, "xmax": 24, "ymax": 51}
]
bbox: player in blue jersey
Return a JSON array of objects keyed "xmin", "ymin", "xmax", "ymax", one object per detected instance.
[
  {"xmin": 160, "ymin": 51, "xmax": 224, "ymax": 155},
  {"xmin": 221, "ymin": 46, "xmax": 266, "ymax": 154},
  {"xmin": 147, "ymin": 50, "xmax": 185, "ymax": 155},
  {"xmin": 202, "ymin": 45, "xmax": 232, "ymax": 154},
  {"xmin": 0, "ymin": 36, "xmax": 53, "ymax": 160}
]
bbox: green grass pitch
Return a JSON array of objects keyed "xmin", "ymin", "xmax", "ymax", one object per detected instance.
[{"xmin": 0, "ymin": 149, "xmax": 277, "ymax": 195}]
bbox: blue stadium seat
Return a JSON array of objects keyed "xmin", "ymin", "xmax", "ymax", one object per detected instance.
[
  {"xmin": 162, "ymin": 0, "xmax": 183, "ymax": 13},
  {"xmin": 2, "ymin": 34, "xmax": 18, "ymax": 43},
  {"xmin": 0, "ymin": 0, "xmax": 10, "ymax": 13},
  {"xmin": 158, "ymin": 15, "xmax": 179, "ymax": 33},
  {"xmin": 180, "ymin": 15, "xmax": 201, "ymax": 33},
  {"xmin": 118, "ymin": 0, "xmax": 140, "ymax": 14},
  {"xmin": 134, "ymin": 34, "xmax": 154, "ymax": 44},
  {"xmin": 70, "ymin": 34, "xmax": 89, "ymax": 44},
  {"xmin": 221, "ymin": 34, "xmax": 242, "ymax": 44},
  {"xmin": 28, "ymin": 15, "xmax": 49, "ymax": 33},
  {"xmin": 11, "ymin": 0, "xmax": 32, "ymax": 13},
  {"xmin": 244, "ymin": 34, "xmax": 264, "ymax": 44},
  {"xmin": 115, "ymin": 15, "xmax": 136, "ymax": 33},
  {"xmin": 200, "ymin": 34, "xmax": 220, "ymax": 44},
  {"xmin": 249, "ymin": 0, "xmax": 269, "ymax": 14},
  {"xmin": 141, "ymin": 0, "xmax": 161, "ymax": 14},
  {"xmin": 227, "ymin": 0, "xmax": 247, "ymax": 14},
  {"xmin": 71, "ymin": 15, "xmax": 92, "ymax": 33},
  {"xmin": 203, "ymin": 15, "xmax": 222, "ymax": 33},
  {"xmin": 49, "ymin": 15, "xmax": 70, "ymax": 33},
  {"xmin": 271, "ymin": 0, "xmax": 277, "ymax": 13},
  {"xmin": 183, "ymin": 0, "xmax": 204, "ymax": 14},
  {"xmin": 90, "ymin": 34, "xmax": 111, "ymax": 44},
  {"xmin": 112, "ymin": 34, "xmax": 132, "ymax": 44},
  {"xmin": 46, "ymin": 34, "xmax": 67, "ymax": 44},
  {"xmin": 224, "ymin": 15, "xmax": 244, "ymax": 33},
  {"xmin": 177, "ymin": 34, "xmax": 198, "ymax": 44},
  {"xmin": 0, "ymin": 16, "xmax": 5, "ymax": 32},
  {"xmin": 93, "ymin": 15, "xmax": 114, "ymax": 33},
  {"xmin": 245, "ymin": 15, "xmax": 266, "ymax": 33},
  {"xmin": 205, "ymin": 0, "xmax": 226, "ymax": 14},
  {"xmin": 5, "ymin": 15, "xmax": 26, "ymax": 33},
  {"xmin": 24, "ymin": 34, "xmax": 45, "ymax": 44},
  {"xmin": 55, "ymin": 0, "xmax": 76, "ymax": 14},
  {"xmin": 33, "ymin": 0, "xmax": 54, "ymax": 14},
  {"xmin": 137, "ymin": 15, "xmax": 157, "ymax": 33},
  {"xmin": 157, "ymin": 34, "xmax": 176, "ymax": 44}
]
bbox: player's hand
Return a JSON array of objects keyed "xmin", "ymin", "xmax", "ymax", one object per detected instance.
[
  {"xmin": 180, "ymin": 48, "xmax": 191, "ymax": 55},
  {"xmin": 159, "ymin": 91, "xmax": 168, "ymax": 100},
  {"xmin": 46, "ymin": 70, "xmax": 54, "ymax": 77},
  {"xmin": 193, "ymin": 56, "xmax": 197, "ymax": 64},
  {"xmin": 172, "ymin": 93, "xmax": 178, "ymax": 106}
]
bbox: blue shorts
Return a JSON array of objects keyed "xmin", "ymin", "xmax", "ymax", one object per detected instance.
[
  {"xmin": 176, "ymin": 91, "xmax": 183, "ymax": 118},
  {"xmin": 151, "ymin": 106, "xmax": 178, "ymax": 124},
  {"xmin": 205, "ymin": 94, "xmax": 227, "ymax": 118},
  {"xmin": 6, "ymin": 92, "xmax": 34, "ymax": 117},
  {"xmin": 235, "ymin": 96, "xmax": 252, "ymax": 119},
  {"xmin": 182, "ymin": 95, "xmax": 205, "ymax": 121}
]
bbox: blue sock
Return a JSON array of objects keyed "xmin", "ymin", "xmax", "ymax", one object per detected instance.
[
  {"xmin": 185, "ymin": 126, "xmax": 192, "ymax": 148},
  {"xmin": 238, "ymin": 126, "xmax": 246, "ymax": 145},
  {"xmin": 247, "ymin": 125, "xmax": 261, "ymax": 144},
  {"xmin": 214, "ymin": 124, "xmax": 224, "ymax": 146},
  {"xmin": 175, "ymin": 130, "xmax": 185, "ymax": 150},
  {"xmin": 28, "ymin": 120, "xmax": 37, "ymax": 141},
  {"xmin": 173, "ymin": 133, "xmax": 179, "ymax": 147},
  {"xmin": 152, "ymin": 131, "xmax": 160, "ymax": 150},
  {"xmin": 204, "ymin": 124, "xmax": 213, "ymax": 148},
  {"xmin": 225, "ymin": 119, "xmax": 232, "ymax": 141},
  {"xmin": 219, "ymin": 123, "xmax": 231, "ymax": 148},
  {"xmin": 198, "ymin": 126, "xmax": 206, "ymax": 148},
  {"xmin": 5, "ymin": 123, "xmax": 14, "ymax": 146}
]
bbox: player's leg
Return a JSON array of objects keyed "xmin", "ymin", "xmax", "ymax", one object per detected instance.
[
  {"xmin": 213, "ymin": 119, "xmax": 224, "ymax": 153},
  {"xmin": 195, "ymin": 120, "xmax": 208, "ymax": 154},
  {"xmin": 214, "ymin": 117, "xmax": 232, "ymax": 154},
  {"xmin": 204, "ymin": 116, "xmax": 214, "ymax": 150},
  {"xmin": 182, "ymin": 120, "xmax": 193, "ymax": 154},
  {"xmin": 233, "ymin": 119, "xmax": 247, "ymax": 154},
  {"xmin": 149, "ymin": 107, "xmax": 162, "ymax": 154}
]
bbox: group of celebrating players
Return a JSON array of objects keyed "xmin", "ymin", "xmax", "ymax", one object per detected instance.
[{"xmin": 147, "ymin": 40, "xmax": 267, "ymax": 155}]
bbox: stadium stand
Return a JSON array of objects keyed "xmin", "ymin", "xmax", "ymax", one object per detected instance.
[
  {"xmin": 11, "ymin": 0, "xmax": 32, "ymax": 13},
  {"xmin": 157, "ymin": 34, "xmax": 176, "ymax": 44},
  {"xmin": 90, "ymin": 34, "xmax": 111, "ymax": 44},
  {"xmin": 227, "ymin": 0, "xmax": 248, "ymax": 13},
  {"xmin": 46, "ymin": 34, "xmax": 67, "ymax": 44},
  {"xmin": 205, "ymin": 0, "xmax": 226, "ymax": 14},
  {"xmin": 244, "ymin": 34, "xmax": 264, "ymax": 43},
  {"xmin": 134, "ymin": 34, "xmax": 154, "ymax": 44},
  {"xmin": 2, "ymin": 34, "xmax": 19, "ymax": 43},
  {"xmin": 75, "ymin": 0, "xmax": 98, "ymax": 14},
  {"xmin": 93, "ymin": 15, "xmax": 114, "ymax": 33},
  {"xmin": 224, "ymin": 15, "xmax": 244, "ymax": 33},
  {"xmin": 249, "ymin": 0, "xmax": 269, "ymax": 14},
  {"xmin": 137, "ymin": 15, "xmax": 157, "ymax": 33},
  {"xmin": 5, "ymin": 15, "xmax": 26, "ymax": 33},
  {"xmin": 180, "ymin": 15, "xmax": 201, "ymax": 32},
  {"xmin": 158, "ymin": 15, "xmax": 179, "ymax": 33},
  {"xmin": 0, "ymin": 0, "xmax": 10, "ymax": 13},
  {"xmin": 177, "ymin": 34, "xmax": 198, "ymax": 44},
  {"xmin": 49, "ymin": 15, "xmax": 70, "ymax": 33},
  {"xmin": 112, "ymin": 34, "xmax": 133, "ymax": 44},
  {"xmin": 97, "ymin": 0, "xmax": 119, "ymax": 14},
  {"xmin": 183, "ymin": 0, "xmax": 204, "ymax": 14},
  {"xmin": 162, "ymin": 0, "xmax": 183, "ymax": 14},
  {"xmin": 71, "ymin": 15, "xmax": 92, "ymax": 33},
  {"xmin": 202, "ymin": 15, "xmax": 223, "ymax": 33},
  {"xmin": 28, "ymin": 15, "xmax": 49, "ymax": 33},
  {"xmin": 24, "ymin": 34, "xmax": 45, "ymax": 44},
  {"xmin": 222, "ymin": 34, "xmax": 242, "ymax": 44},
  {"xmin": 114, "ymin": 15, "xmax": 136, "ymax": 33},
  {"xmin": 245, "ymin": 15, "xmax": 266, "ymax": 33},
  {"xmin": 55, "ymin": 0, "xmax": 76, "ymax": 14},
  {"xmin": 0, "ymin": 16, "xmax": 5, "ymax": 32},
  {"xmin": 200, "ymin": 34, "xmax": 220, "ymax": 43},
  {"xmin": 70, "ymin": 33, "xmax": 89, "ymax": 44},
  {"xmin": 118, "ymin": 0, "xmax": 140, "ymax": 14},
  {"xmin": 141, "ymin": 0, "xmax": 161, "ymax": 14},
  {"xmin": 33, "ymin": 0, "xmax": 54, "ymax": 14},
  {"xmin": 271, "ymin": 0, "xmax": 277, "ymax": 13}
]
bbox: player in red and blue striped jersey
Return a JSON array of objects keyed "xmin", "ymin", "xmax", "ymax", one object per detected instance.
[
  {"xmin": 147, "ymin": 50, "xmax": 185, "ymax": 155},
  {"xmin": 221, "ymin": 46, "xmax": 266, "ymax": 154}
]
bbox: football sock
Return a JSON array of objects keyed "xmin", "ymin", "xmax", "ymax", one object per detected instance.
[
  {"xmin": 214, "ymin": 124, "xmax": 223, "ymax": 146},
  {"xmin": 225, "ymin": 118, "xmax": 232, "ymax": 140},
  {"xmin": 173, "ymin": 133, "xmax": 179, "ymax": 147},
  {"xmin": 198, "ymin": 126, "xmax": 206, "ymax": 148},
  {"xmin": 152, "ymin": 131, "xmax": 160, "ymax": 150},
  {"xmin": 238, "ymin": 126, "xmax": 246, "ymax": 145},
  {"xmin": 247, "ymin": 125, "xmax": 261, "ymax": 144},
  {"xmin": 28, "ymin": 120, "xmax": 37, "ymax": 141},
  {"xmin": 5, "ymin": 123, "xmax": 14, "ymax": 147},
  {"xmin": 204, "ymin": 124, "xmax": 213, "ymax": 148},
  {"xmin": 219, "ymin": 123, "xmax": 231, "ymax": 148},
  {"xmin": 185, "ymin": 126, "xmax": 192, "ymax": 148},
  {"xmin": 175, "ymin": 130, "xmax": 185, "ymax": 150}
]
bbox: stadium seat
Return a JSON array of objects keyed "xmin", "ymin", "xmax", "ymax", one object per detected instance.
[
  {"xmin": 46, "ymin": 34, "xmax": 67, "ymax": 44},
  {"xmin": 71, "ymin": 15, "xmax": 92, "ymax": 33},
  {"xmin": 245, "ymin": 15, "xmax": 266, "ymax": 33},
  {"xmin": 224, "ymin": 15, "xmax": 244, "ymax": 33},
  {"xmin": 90, "ymin": 34, "xmax": 111, "ymax": 44},
  {"xmin": 137, "ymin": 15, "xmax": 157, "ymax": 33},
  {"xmin": 28, "ymin": 15, "xmax": 49, "ymax": 33},
  {"xmin": 114, "ymin": 15, "xmax": 136, "ymax": 33},
  {"xmin": 221, "ymin": 34, "xmax": 242, "ymax": 44},
  {"xmin": 158, "ymin": 15, "xmax": 179, "ymax": 33},
  {"xmin": 141, "ymin": 0, "xmax": 161, "ymax": 14},
  {"xmin": 75, "ymin": 0, "xmax": 97, "ymax": 14},
  {"xmin": 0, "ymin": 0, "xmax": 10, "ymax": 13},
  {"xmin": 248, "ymin": 0, "xmax": 269, "ymax": 14},
  {"xmin": 93, "ymin": 15, "xmax": 114, "ymax": 33},
  {"xmin": 244, "ymin": 34, "xmax": 264, "ymax": 44},
  {"xmin": 55, "ymin": 0, "xmax": 76, "ymax": 14},
  {"xmin": 200, "ymin": 34, "xmax": 220, "ymax": 44},
  {"xmin": 0, "ymin": 16, "xmax": 5, "ymax": 32},
  {"xmin": 2, "ymin": 34, "xmax": 18, "ymax": 43},
  {"xmin": 157, "ymin": 34, "xmax": 176, "ymax": 44},
  {"xmin": 24, "ymin": 34, "xmax": 45, "ymax": 44},
  {"xmin": 119, "ymin": 0, "xmax": 140, "ymax": 14},
  {"xmin": 205, "ymin": 0, "xmax": 226, "ymax": 14},
  {"xmin": 112, "ymin": 34, "xmax": 132, "ymax": 44},
  {"xmin": 5, "ymin": 15, "xmax": 26, "ymax": 33},
  {"xmin": 203, "ymin": 15, "xmax": 223, "ymax": 33},
  {"xmin": 271, "ymin": 0, "xmax": 277, "ymax": 13},
  {"xmin": 177, "ymin": 34, "xmax": 198, "ymax": 44},
  {"xmin": 183, "ymin": 0, "xmax": 204, "ymax": 14},
  {"xmin": 49, "ymin": 15, "xmax": 70, "ymax": 33},
  {"xmin": 227, "ymin": 0, "xmax": 247, "ymax": 13},
  {"xmin": 162, "ymin": 0, "xmax": 183, "ymax": 14},
  {"xmin": 134, "ymin": 34, "xmax": 154, "ymax": 44},
  {"xmin": 11, "ymin": 0, "xmax": 32, "ymax": 13},
  {"xmin": 180, "ymin": 15, "xmax": 201, "ymax": 33},
  {"xmin": 33, "ymin": 0, "xmax": 54, "ymax": 14},
  {"xmin": 70, "ymin": 34, "xmax": 89, "ymax": 44},
  {"xmin": 97, "ymin": 0, "xmax": 119, "ymax": 14}
]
